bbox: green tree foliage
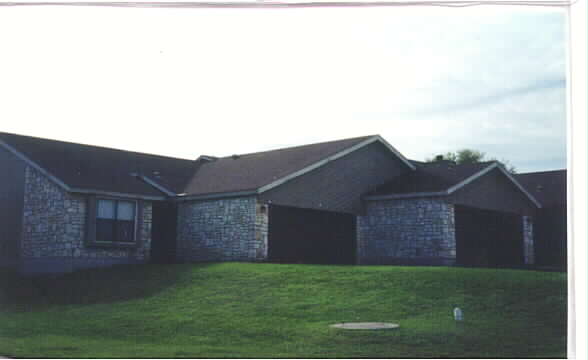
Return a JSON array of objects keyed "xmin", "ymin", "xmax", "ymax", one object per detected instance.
[{"xmin": 426, "ymin": 149, "xmax": 517, "ymax": 173}]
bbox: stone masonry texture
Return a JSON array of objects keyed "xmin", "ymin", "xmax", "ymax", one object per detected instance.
[
  {"xmin": 255, "ymin": 202, "xmax": 269, "ymax": 260},
  {"xmin": 21, "ymin": 166, "xmax": 152, "ymax": 273},
  {"xmin": 176, "ymin": 197, "xmax": 268, "ymax": 262},
  {"xmin": 357, "ymin": 198, "xmax": 456, "ymax": 265}
]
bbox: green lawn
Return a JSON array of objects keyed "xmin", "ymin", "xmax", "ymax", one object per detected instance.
[{"xmin": 0, "ymin": 263, "xmax": 566, "ymax": 358}]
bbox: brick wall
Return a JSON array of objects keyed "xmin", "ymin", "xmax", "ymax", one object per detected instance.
[
  {"xmin": 20, "ymin": 166, "xmax": 152, "ymax": 274},
  {"xmin": 176, "ymin": 197, "xmax": 268, "ymax": 262},
  {"xmin": 357, "ymin": 198, "xmax": 456, "ymax": 265}
]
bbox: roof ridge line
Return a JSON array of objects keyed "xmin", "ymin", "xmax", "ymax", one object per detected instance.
[
  {"xmin": 0, "ymin": 132, "xmax": 197, "ymax": 163},
  {"xmin": 517, "ymin": 169, "xmax": 567, "ymax": 175},
  {"xmin": 213, "ymin": 135, "xmax": 378, "ymax": 159}
]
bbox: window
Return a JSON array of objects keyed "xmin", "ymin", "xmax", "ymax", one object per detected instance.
[{"xmin": 96, "ymin": 199, "xmax": 137, "ymax": 243}]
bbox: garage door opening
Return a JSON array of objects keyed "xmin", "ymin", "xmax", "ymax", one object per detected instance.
[
  {"xmin": 267, "ymin": 204, "xmax": 356, "ymax": 265},
  {"xmin": 455, "ymin": 205, "xmax": 524, "ymax": 267}
]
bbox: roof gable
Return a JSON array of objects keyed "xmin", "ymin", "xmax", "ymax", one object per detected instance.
[
  {"xmin": 366, "ymin": 161, "xmax": 541, "ymax": 208},
  {"xmin": 180, "ymin": 135, "xmax": 415, "ymax": 198},
  {"xmin": 367, "ymin": 161, "xmax": 493, "ymax": 196}
]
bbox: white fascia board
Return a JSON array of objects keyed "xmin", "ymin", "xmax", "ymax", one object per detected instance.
[
  {"xmin": 69, "ymin": 188, "xmax": 166, "ymax": 201},
  {"xmin": 258, "ymin": 136, "xmax": 415, "ymax": 194},
  {"xmin": 446, "ymin": 163, "xmax": 499, "ymax": 194},
  {"xmin": 373, "ymin": 135, "xmax": 416, "ymax": 170},
  {"xmin": 364, "ymin": 162, "xmax": 543, "ymax": 208},
  {"xmin": 495, "ymin": 165, "xmax": 543, "ymax": 208},
  {"xmin": 138, "ymin": 175, "xmax": 176, "ymax": 197},
  {"xmin": 0, "ymin": 139, "xmax": 71, "ymax": 192},
  {"xmin": 363, "ymin": 191, "xmax": 448, "ymax": 201},
  {"xmin": 175, "ymin": 190, "xmax": 258, "ymax": 202},
  {"xmin": 445, "ymin": 162, "xmax": 542, "ymax": 209},
  {"xmin": 0, "ymin": 140, "xmax": 169, "ymax": 201},
  {"xmin": 197, "ymin": 155, "xmax": 217, "ymax": 162}
]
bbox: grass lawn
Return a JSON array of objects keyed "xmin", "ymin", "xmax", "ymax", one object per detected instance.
[{"xmin": 0, "ymin": 263, "xmax": 566, "ymax": 358}]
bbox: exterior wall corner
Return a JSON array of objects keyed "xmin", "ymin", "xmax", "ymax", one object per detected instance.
[
  {"xmin": 254, "ymin": 201, "xmax": 269, "ymax": 261},
  {"xmin": 523, "ymin": 215, "xmax": 535, "ymax": 265}
]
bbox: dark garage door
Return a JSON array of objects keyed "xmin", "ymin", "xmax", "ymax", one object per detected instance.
[
  {"xmin": 455, "ymin": 205, "xmax": 524, "ymax": 267},
  {"xmin": 268, "ymin": 204, "xmax": 356, "ymax": 265}
]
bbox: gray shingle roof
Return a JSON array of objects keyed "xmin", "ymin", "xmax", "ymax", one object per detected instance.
[
  {"xmin": 181, "ymin": 136, "xmax": 375, "ymax": 196},
  {"xmin": 0, "ymin": 132, "xmax": 379, "ymax": 198},
  {"xmin": 1, "ymin": 132, "xmax": 564, "ymax": 205},
  {"xmin": 0, "ymin": 132, "xmax": 197, "ymax": 197},
  {"xmin": 515, "ymin": 170, "xmax": 566, "ymax": 207}
]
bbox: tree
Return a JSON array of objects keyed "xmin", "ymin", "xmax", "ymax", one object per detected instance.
[{"xmin": 425, "ymin": 149, "xmax": 517, "ymax": 174}]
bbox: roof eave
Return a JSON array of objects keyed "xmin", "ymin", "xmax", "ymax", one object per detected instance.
[
  {"xmin": 446, "ymin": 162, "xmax": 542, "ymax": 208},
  {"xmin": 70, "ymin": 188, "xmax": 166, "ymax": 201},
  {"xmin": 363, "ymin": 162, "xmax": 542, "ymax": 208},
  {"xmin": 495, "ymin": 165, "xmax": 543, "ymax": 209},
  {"xmin": 0, "ymin": 139, "xmax": 169, "ymax": 201},
  {"xmin": 0, "ymin": 138, "xmax": 72, "ymax": 192},
  {"xmin": 445, "ymin": 162, "xmax": 499, "ymax": 194},
  {"xmin": 364, "ymin": 191, "xmax": 449, "ymax": 201},
  {"xmin": 137, "ymin": 175, "xmax": 177, "ymax": 197},
  {"xmin": 175, "ymin": 190, "xmax": 258, "ymax": 202}
]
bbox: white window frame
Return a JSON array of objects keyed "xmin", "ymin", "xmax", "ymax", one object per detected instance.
[{"xmin": 94, "ymin": 197, "xmax": 139, "ymax": 244}]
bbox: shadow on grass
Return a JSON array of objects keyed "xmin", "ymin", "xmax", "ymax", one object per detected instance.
[{"xmin": 0, "ymin": 263, "xmax": 212, "ymax": 310}]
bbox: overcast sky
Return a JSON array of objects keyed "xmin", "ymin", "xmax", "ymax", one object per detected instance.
[{"xmin": 0, "ymin": 4, "xmax": 567, "ymax": 172}]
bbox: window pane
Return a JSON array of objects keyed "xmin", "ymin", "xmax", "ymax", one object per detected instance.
[
  {"xmin": 117, "ymin": 201, "xmax": 135, "ymax": 221},
  {"xmin": 96, "ymin": 219, "xmax": 115, "ymax": 242},
  {"xmin": 116, "ymin": 220, "xmax": 135, "ymax": 243},
  {"xmin": 97, "ymin": 200, "xmax": 115, "ymax": 219}
]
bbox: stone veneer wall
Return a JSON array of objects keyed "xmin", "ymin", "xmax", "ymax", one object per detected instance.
[
  {"xmin": 522, "ymin": 215, "xmax": 534, "ymax": 265},
  {"xmin": 357, "ymin": 198, "xmax": 456, "ymax": 265},
  {"xmin": 20, "ymin": 166, "xmax": 152, "ymax": 274},
  {"xmin": 176, "ymin": 197, "xmax": 268, "ymax": 262}
]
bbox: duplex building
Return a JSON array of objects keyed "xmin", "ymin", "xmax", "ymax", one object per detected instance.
[{"xmin": 0, "ymin": 132, "xmax": 564, "ymax": 273}]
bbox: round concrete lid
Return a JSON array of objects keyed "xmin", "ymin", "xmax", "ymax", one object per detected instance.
[{"xmin": 329, "ymin": 322, "xmax": 399, "ymax": 330}]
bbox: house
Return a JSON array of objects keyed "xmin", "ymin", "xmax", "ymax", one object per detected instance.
[
  {"xmin": 516, "ymin": 170, "xmax": 567, "ymax": 269},
  {"xmin": 0, "ymin": 132, "xmax": 563, "ymax": 274}
]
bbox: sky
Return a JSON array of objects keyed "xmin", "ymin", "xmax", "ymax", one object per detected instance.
[{"xmin": 0, "ymin": 4, "xmax": 568, "ymax": 172}]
